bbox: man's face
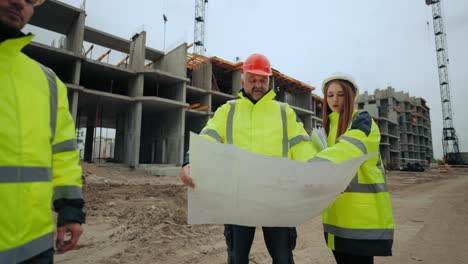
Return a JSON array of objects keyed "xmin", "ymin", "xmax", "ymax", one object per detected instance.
[
  {"xmin": 0, "ymin": 0, "xmax": 35, "ymax": 31},
  {"xmin": 241, "ymin": 71, "xmax": 270, "ymax": 101}
]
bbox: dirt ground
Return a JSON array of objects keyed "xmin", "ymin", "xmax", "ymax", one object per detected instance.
[{"xmin": 55, "ymin": 163, "xmax": 468, "ymax": 264}]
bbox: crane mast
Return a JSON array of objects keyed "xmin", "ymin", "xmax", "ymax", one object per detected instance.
[
  {"xmin": 425, "ymin": 0, "xmax": 464, "ymax": 164},
  {"xmin": 194, "ymin": 0, "xmax": 207, "ymax": 55}
]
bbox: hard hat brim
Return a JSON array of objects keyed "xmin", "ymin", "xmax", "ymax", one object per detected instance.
[
  {"xmin": 243, "ymin": 69, "xmax": 273, "ymax": 76},
  {"xmin": 321, "ymin": 75, "xmax": 360, "ymax": 101}
]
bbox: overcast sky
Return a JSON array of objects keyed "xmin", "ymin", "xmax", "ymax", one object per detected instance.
[{"xmin": 26, "ymin": 0, "xmax": 467, "ymax": 159}]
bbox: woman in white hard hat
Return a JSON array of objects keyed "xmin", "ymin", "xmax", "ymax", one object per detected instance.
[{"xmin": 311, "ymin": 75, "xmax": 394, "ymax": 263}]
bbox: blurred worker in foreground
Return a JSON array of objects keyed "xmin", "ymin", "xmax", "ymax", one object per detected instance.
[
  {"xmin": 180, "ymin": 53, "xmax": 318, "ymax": 264},
  {"xmin": 0, "ymin": 0, "xmax": 85, "ymax": 263},
  {"xmin": 310, "ymin": 74, "xmax": 394, "ymax": 263}
]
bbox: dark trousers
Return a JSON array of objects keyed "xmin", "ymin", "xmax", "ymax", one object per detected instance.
[
  {"xmin": 332, "ymin": 250, "xmax": 374, "ymax": 264},
  {"xmin": 19, "ymin": 248, "xmax": 54, "ymax": 264},
  {"xmin": 224, "ymin": 224, "xmax": 296, "ymax": 264}
]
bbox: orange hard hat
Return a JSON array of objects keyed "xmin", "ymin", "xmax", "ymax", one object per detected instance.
[{"xmin": 241, "ymin": 53, "xmax": 273, "ymax": 76}]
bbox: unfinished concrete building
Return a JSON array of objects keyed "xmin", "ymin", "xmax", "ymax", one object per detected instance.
[
  {"xmin": 357, "ymin": 87, "xmax": 433, "ymax": 168},
  {"xmin": 26, "ymin": 0, "xmax": 322, "ymax": 169}
]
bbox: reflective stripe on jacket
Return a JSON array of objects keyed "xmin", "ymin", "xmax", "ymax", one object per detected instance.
[
  {"xmin": 0, "ymin": 35, "xmax": 82, "ymax": 263},
  {"xmin": 312, "ymin": 111, "xmax": 394, "ymax": 256},
  {"xmin": 200, "ymin": 89, "xmax": 317, "ymax": 162}
]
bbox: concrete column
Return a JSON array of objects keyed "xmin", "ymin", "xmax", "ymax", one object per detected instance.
[
  {"xmin": 129, "ymin": 31, "xmax": 146, "ymax": 71},
  {"xmin": 65, "ymin": 7, "xmax": 83, "ymax": 123},
  {"xmin": 65, "ymin": 11, "xmax": 85, "ymax": 55},
  {"xmin": 125, "ymin": 32, "xmax": 146, "ymax": 167},
  {"xmin": 84, "ymin": 114, "xmax": 95, "ymax": 162},
  {"xmin": 146, "ymin": 38, "xmax": 188, "ymax": 165},
  {"xmin": 70, "ymin": 60, "xmax": 81, "ymax": 122},
  {"xmin": 177, "ymin": 109, "xmax": 185, "ymax": 165},
  {"xmin": 70, "ymin": 91, "xmax": 79, "ymax": 122},
  {"xmin": 128, "ymin": 74, "xmax": 144, "ymax": 97},
  {"xmin": 311, "ymin": 98, "xmax": 316, "ymax": 115},
  {"xmin": 114, "ymin": 113, "xmax": 125, "ymax": 162},
  {"xmin": 204, "ymin": 62, "xmax": 213, "ymax": 91},
  {"xmin": 165, "ymin": 109, "xmax": 184, "ymax": 165},
  {"xmin": 232, "ymin": 69, "xmax": 242, "ymax": 95},
  {"xmin": 125, "ymin": 102, "xmax": 142, "ymax": 167},
  {"xmin": 192, "ymin": 62, "xmax": 212, "ymax": 90}
]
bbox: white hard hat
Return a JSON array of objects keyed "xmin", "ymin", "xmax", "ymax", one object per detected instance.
[{"xmin": 321, "ymin": 73, "xmax": 360, "ymax": 100}]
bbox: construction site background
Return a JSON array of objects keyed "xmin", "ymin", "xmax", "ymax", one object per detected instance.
[
  {"xmin": 24, "ymin": 0, "xmax": 446, "ymax": 172},
  {"xmin": 52, "ymin": 162, "xmax": 468, "ymax": 264}
]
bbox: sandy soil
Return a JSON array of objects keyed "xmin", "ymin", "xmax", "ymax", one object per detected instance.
[{"xmin": 55, "ymin": 164, "xmax": 468, "ymax": 264}]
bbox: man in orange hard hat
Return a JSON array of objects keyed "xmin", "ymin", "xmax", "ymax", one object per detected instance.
[
  {"xmin": 1, "ymin": 0, "xmax": 85, "ymax": 263},
  {"xmin": 180, "ymin": 54, "xmax": 318, "ymax": 263}
]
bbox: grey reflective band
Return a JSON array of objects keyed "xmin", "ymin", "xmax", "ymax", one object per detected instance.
[
  {"xmin": 52, "ymin": 138, "xmax": 78, "ymax": 154},
  {"xmin": 0, "ymin": 232, "xmax": 53, "ymax": 263},
  {"xmin": 226, "ymin": 100, "xmax": 236, "ymax": 144},
  {"xmin": 344, "ymin": 174, "xmax": 388, "ymax": 193},
  {"xmin": 0, "ymin": 167, "xmax": 51, "ymax": 183},
  {"xmin": 307, "ymin": 156, "xmax": 331, "ymax": 163},
  {"xmin": 324, "ymin": 224, "xmax": 394, "ymax": 240},
  {"xmin": 376, "ymin": 157, "xmax": 385, "ymax": 175},
  {"xmin": 54, "ymin": 185, "xmax": 83, "ymax": 200},
  {"xmin": 200, "ymin": 129, "xmax": 222, "ymax": 143},
  {"xmin": 279, "ymin": 103, "xmax": 288, "ymax": 158},
  {"xmin": 307, "ymin": 160, "xmax": 388, "ymax": 193},
  {"xmin": 38, "ymin": 63, "xmax": 58, "ymax": 144},
  {"xmin": 289, "ymin": 135, "xmax": 311, "ymax": 149},
  {"xmin": 338, "ymin": 135, "xmax": 367, "ymax": 154}
]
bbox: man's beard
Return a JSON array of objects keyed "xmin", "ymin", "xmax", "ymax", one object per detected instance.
[{"xmin": 0, "ymin": 18, "xmax": 23, "ymax": 40}]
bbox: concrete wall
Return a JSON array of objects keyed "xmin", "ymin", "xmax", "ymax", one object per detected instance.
[
  {"xmin": 154, "ymin": 43, "xmax": 187, "ymax": 78},
  {"xmin": 284, "ymin": 93, "xmax": 311, "ymax": 110},
  {"xmin": 192, "ymin": 62, "xmax": 212, "ymax": 90},
  {"xmin": 231, "ymin": 70, "xmax": 242, "ymax": 95}
]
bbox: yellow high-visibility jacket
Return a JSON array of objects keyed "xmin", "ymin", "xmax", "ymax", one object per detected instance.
[
  {"xmin": 199, "ymin": 89, "xmax": 317, "ymax": 162},
  {"xmin": 0, "ymin": 34, "xmax": 84, "ymax": 263},
  {"xmin": 313, "ymin": 111, "xmax": 394, "ymax": 256}
]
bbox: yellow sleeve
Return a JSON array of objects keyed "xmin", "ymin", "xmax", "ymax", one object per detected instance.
[
  {"xmin": 199, "ymin": 101, "xmax": 231, "ymax": 143},
  {"xmin": 51, "ymin": 78, "xmax": 82, "ymax": 200},
  {"xmin": 316, "ymin": 111, "xmax": 380, "ymax": 163},
  {"xmin": 285, "ymin": 104, "xmax": 318, "ymax": 162}
]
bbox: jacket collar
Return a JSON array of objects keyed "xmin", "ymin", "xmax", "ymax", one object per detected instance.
[
  {"xmin": 328, "ymin": 110, "xmax": 358, "ymax": 125},
  {"xmin": 329, "ymin": 111, "xmax": 340, "ymax": 122},
  {"xmin": 0, "ymin": 33, "xmax": 34, "ymax": 58},
  {"xmin": 237, "ymin": 89, "xmax": 276, "ymax": 104}
]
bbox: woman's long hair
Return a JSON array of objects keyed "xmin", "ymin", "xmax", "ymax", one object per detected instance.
[{"xmin": 322, "ymin": 79, "xmax": 356, "ymax": 140}]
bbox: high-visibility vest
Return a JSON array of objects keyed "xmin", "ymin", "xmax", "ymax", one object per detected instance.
[
  {"xmin": 199, "ymin": 89, "xmax": 317, "ymax": 162},
  {"xmin": 0, "ymin": 35, "xmax": 82, "ymax": 263},
  {"xmin": 313, "ymin": 111, "xmax": 394, "ymax": 256}
]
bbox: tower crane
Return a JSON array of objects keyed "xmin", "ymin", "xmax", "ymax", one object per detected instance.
[
  {"xmin": 425, "ymin": 0, "xmax": 464, "ymax": 164},
  {"xmin": 194, "ymin": 0, "xmax": 208, "ymax": 55}
]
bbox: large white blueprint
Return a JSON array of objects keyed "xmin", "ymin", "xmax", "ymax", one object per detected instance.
[{"xmin": 187, "ymin": 133, "xmax": 375, "ymax": 227}]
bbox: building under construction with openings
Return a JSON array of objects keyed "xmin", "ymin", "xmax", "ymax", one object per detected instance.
[
  {"xmin": 25, "ymin": 0, "xmax": 323, "ymax": 170},
  {"xmin": 357, "ymin": 87, "xmax": 434, "ymax": 169}
]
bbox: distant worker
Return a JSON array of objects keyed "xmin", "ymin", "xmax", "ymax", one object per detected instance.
[
  {"xmin": 180, "ymin": 53, "xmax": 318, "ymax": 264},
  {"xmin": 310, "ymin": 74, "xmax": 394, "ymax": 263},
  {"xmin": 0, "ymin": 0, "xmax": 85, "ymax": 263}
]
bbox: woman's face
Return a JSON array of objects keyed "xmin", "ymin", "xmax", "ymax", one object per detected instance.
[{"xmin": 326, "ymin": 82, "xmax": 345, "ymax": 113}]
